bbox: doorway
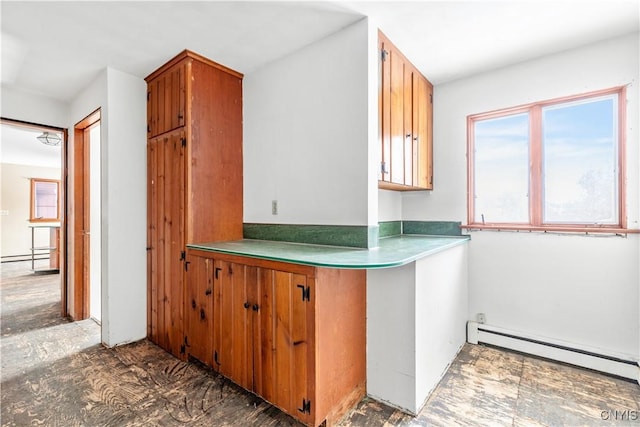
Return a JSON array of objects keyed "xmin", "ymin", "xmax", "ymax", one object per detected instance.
[
  {"xmin": 70, "ymin": 109, "xmax": 101, "ymax": 323},
  {"xmin": 0, "ymin": 118, "xmax": 65, "ymax": 316}
]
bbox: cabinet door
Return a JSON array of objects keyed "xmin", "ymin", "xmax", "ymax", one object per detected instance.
[
  {"xmin": 389, "ymin": 46, "xmax": 406, "ymax": 185},
  {"xmin": 379, "ymin": 31, "xmax": 433, "ymax": 191},
  {"xmin": 413, "ymin": 73, "xmax": 433, "ymax": 189},
  {"xmin": 147, "ymin": 62, "xmax": 186, "ymax": 138},
  {"xmin": 214, "ymin": 260, "xmax": 253, "ymax": 390},
  {"xmin": 147, "ymin": 129, "xmax": 186, "ymax": 358},
  {"xmin": 380, "ymin": 37, "xmax": 391, "ymax": 182},
  {"xmin": 185, "ymin": 254, "xmax": 213, "ymax": 365},
  {"xmin": 254, "ymin": 268, "xmax": 312, "ymax": 423}
]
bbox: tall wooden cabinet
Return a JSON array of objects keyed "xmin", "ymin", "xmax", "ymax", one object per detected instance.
[
  {"xmin": 379, "ymin": 31, "xmax": 433, "ymax": 191},
  {"xmin": 146, "ymin": 50, "xmax": 243, "ymax": 358},
  {"xmin": 185, "ymin": 249, "xmax": 366, "ymax": 427}
]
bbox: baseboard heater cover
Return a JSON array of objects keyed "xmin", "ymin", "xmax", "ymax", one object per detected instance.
[{"xmin": 467, "ymin": 321, "xmax": 639, "ymax": 381}]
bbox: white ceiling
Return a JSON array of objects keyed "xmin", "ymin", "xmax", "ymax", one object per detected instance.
[
  {"xmin": 1, "ymin": 123, "xmax": 62, "ymax": 168},
  {"xmin": 1, "ymin": 1, "xmax": 639, "ymax": 103}
]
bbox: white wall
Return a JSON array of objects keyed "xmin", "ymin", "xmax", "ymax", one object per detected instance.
[
  {"xmin": 244, "ymin": 19, "xmax": 371, "ymax": 226},
  {"xmin": 367, "ymin": 243, "xmax": 468, "ymax": 414},
  {"xmin": 69, "ymin": 68, "xmax": 146, "ymax": 346},
  {"xmin": 103, "ymin": 68, "xmax": 147, "ymax": 345},
  {"xmin": 403, "ymin": 33, "xmax": 640, "ymax": 360},
  {"xmin": 1, "ymin": 163, "xmax": 61, "ymax": 257},
  {"xmin": 378, "ymin": 189, "xmax": 402, "ymax": 222},
  {"xmin": 1, "ymin": 86, "xmax": 69, "ymax": 128}
]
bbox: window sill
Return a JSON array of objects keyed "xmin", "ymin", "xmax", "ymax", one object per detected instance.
[{"xmin": 461, "ymin": 224, "xmax": 640, "ymax": 236}]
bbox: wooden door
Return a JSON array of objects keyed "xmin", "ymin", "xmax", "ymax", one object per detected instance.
[
  {"xmin": 147, "ymin": 63, "xmax": 186, "ymax": 138},
  {"xmin": 147, "ymin": 129, "xmax": 186, "ymax": 358},
  {"xmin": 253, "ymin": 268, "xmax": 311, "ymax": 423},
  {"xmin": 185, "ymin": 254, "xmax": 213, "ymax": 365}
]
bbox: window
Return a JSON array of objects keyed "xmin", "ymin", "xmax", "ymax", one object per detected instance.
[
  {"xmin": 467, "ymin": 87, "xmax": 627, "ymax": 232},
  {"xmin": 30, "ymin": 178, "xmax": 60, "ymax": 222}
]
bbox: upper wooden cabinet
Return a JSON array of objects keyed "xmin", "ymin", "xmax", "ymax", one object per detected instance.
[
  {"xmin": 147, "ymin": 62, "xmax": 186, "ymax": 138},
  {"xmin": 379, "ymin": 31, "xmax": 433, "ymax": 191},
  {"xmin": 146, "ymin": 50, "xmax": 244, "ymax": 359}
]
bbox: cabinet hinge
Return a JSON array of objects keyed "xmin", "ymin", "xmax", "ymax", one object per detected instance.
[
  {"xmin": 381, "ymin": 161, "xmax": 388, "ymax": 174},
  {"xmin": 147, "ymin": 124, "xmax": 151, "ymax": 133},
  {"xmin": 381, "ymin": 48, "xmax": 388, "ymax": 62},
  {"xmin": 298, "ymin": 399, "xmax": 311, "ymax": 414},
  {"xmin": 215, "ymin": 267, "xmax": 222, "ymax": 279},
  {"xmin": 297, "ymin": 284, "xmax": 310, "ymax": 302},
  {"xmin": 147, "ymin": 91, "xmax": 150, "ymax": 101},
  {"xmin": 181, "ymin": 138, "xmax": 186, "ymax": 147},
  {"xmin": 430, "ymin": 93, "xmax": 433, "ymax": 104},
  {"xmin": 180, "ymin": 344, "xmax": 186, "ymax": 354},
  {"xmin": 214, "ymin": 350, "xmax": 221, "ymax": 366},
  {"xmin": 180, "ymin": 251, "xmax": 186, "ymax": 261}
]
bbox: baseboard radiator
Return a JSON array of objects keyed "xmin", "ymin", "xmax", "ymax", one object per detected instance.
[
  {"xmin": 467, "ymin": 321, "xmax": 639, "ymax": 382},
  {"xmin": 1, "ymin": 254, "xmax": 49, "ymax": 263}
]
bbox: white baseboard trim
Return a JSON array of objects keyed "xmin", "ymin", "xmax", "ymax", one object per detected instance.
[{"xmin": 467, "ymin": 321, "xmax": 639, "ymax": 381}]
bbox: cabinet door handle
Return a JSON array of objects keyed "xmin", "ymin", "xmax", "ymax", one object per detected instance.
[
  {"xmin": 200, "ymin": 308, "xmax": 206, "ymax": 320},
  {"xmin": 252, "ymin": 303, "xmax": 259, "ymax": 312},
  {"xmin": 406, "ymin": 133, "xmax": 412, "ymax": 138},
  {"xmin": 205, "ymin": 288, "xmax": 212, "ymax": 296},
  {"xmin": 244, "ymin": 302, "xmax": 251, "ymax": 309},
  {"xmin": 215, "ymin": 267, "xmax": 222, "ymax": 279}
]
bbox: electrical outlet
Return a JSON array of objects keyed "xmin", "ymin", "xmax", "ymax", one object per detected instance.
[
  {"xmin": 271, "ymin": 200, "xmax": 278, "ymax": 215},
  {"xmin": 477, "ymin": 313, "xmax": 486, "ymax": 324}
]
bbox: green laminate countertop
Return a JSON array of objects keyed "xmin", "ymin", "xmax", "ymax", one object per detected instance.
[{"xmin": 187, "ymin": 234, "xmax": 469, "ymax": 269}]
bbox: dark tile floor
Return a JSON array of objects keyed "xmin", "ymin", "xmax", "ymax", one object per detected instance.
[{"xmin": 1, "ymin": 261, "xmax": 639, "ymax": 426}]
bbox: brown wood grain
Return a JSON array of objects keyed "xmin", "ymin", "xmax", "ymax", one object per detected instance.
[
  {"xmin": 69, "ymin": 109, "xmax": 100, "ymax": 321},
  {"xmin": 184, "ymin": 251, "xmax": 364, "ymax": 426},
  {"xmin": 185, "ymin": 254, "xmax": 213, "ymax": 366},
  {"xmin": 186, "ymin": 59, "xmax": 243, "ymax": 244},
  {"xmin": 146, "ymin": 51, "xmax": 243, "ymax": 359},
  {"xmin": 380, "ymin": 34, "xmax": 391, "ymax": 183},
  {"xmin": 313, "ymin": 268, "xmax": 366, "ymax": 426},
  {"xmin": 254, "ymin": 267, "xmax": 275, "ymax": 402},
  {"xmin": 378, "ymin": 31, "xmax": 433, "ymax": 191},
  {"xmin": 390, "ymin": 46, "xmax": 405, "ymax": 185}
]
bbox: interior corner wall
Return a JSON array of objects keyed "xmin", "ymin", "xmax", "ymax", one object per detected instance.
[
  {"xmin": 403, "ymin": 33, "xmax": 640, "ymax": 360},
  {"xmin": 70, "ymin": 68, "xmax": 146, "ymax": 347},
  {"xmin": 366, "ymin": 18, "xmax": 381, "ymax": 227},
  {"xmin": 378, "ymin": 189, "xmax": 402, "ymax": 222},
  {"xmin": 243, "ymin": 18, "xmax": 370, "ymax": 226},
  {"xmin": 103, "ymin": 68, "xmax": 147, "ymax": 346}
]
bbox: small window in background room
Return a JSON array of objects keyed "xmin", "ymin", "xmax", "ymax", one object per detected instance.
[
  {"xmin": 467, "ymin": 86, "xmax": 626, "ymax": 232},
  {"xmin": 30, "ymin": 178, "xmax": 60, "ymax": 222}
]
